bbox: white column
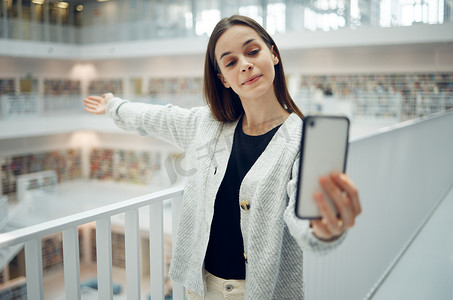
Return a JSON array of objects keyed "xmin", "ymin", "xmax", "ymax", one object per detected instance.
[
  {"xmin": 31, "ymin": 1, "xmax": 37, "ymax": 41},
  {"xmin": 149, "ymin": 201, "xmax": 164, "ymax": 299},
  {"xmin": 2, "ymin": 0, "xmax": 8, "ymax": 39},
  {"xmin": 43, "ymin": 0, "xmax": 49, "ymax": 41},
  {"xmin": 25, "ymin": 238, "xmax": 44, "ymax": 300},
  {"xmin": 68, "ymin": 3, "xmax": 75, "ymax": 43},
  {"xmin": 125, "ymin": 209, "xmax": 141, "ymax": 299},
  {"xmin": 63, "ymin": 226, "xmax": 81, "ymax": 300},
  {"xmin": 17, "ymin": 0, "xmax": 22, "ymax": 39},
  {"xmin": 56, "ymin": 2, "xmax": 63, "ymax": 42},
  {"xmin": 172, "ymin": 195, "xmax": 185, "ymax": 300},
  {"xmin": 96, "ymin": 217, "xmax": 113, "ymax": 299}
]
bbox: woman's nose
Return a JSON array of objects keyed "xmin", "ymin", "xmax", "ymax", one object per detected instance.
[{"xmin": 241, "ymin": 60, "xmax": 253, "ymax": 72}]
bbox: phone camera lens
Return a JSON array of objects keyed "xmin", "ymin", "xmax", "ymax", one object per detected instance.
[{"xmin": 309, "ymin": 120, "xmax": 315, "ymax": 127}]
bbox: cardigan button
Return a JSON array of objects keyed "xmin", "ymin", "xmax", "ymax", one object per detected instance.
[{"xmin": 240, "ymin": 200, "xmax": 250, "ymax": 211}]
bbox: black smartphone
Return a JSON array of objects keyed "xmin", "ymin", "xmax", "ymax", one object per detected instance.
[{"xmin": 295, "ymin": 115, "xmax": 350, "ymax": 219}]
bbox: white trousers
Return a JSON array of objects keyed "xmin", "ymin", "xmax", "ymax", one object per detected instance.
[{"xmin": 187, "ymin": 271, "xmax": 245, "ymax": 300}]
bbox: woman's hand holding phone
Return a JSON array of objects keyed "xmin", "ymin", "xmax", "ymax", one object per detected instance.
[{"xmin": 310, "ymin": 172, "xmax": 361, "ymax": 241}]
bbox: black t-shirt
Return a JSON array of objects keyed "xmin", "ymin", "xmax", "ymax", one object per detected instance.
[{"xmin": 204, "ymin": 118, "xmax": 281, "ymax": 279}]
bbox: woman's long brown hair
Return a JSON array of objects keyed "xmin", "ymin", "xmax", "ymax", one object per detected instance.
[{"xmin": 203, "ymin": 15, "xmax": 304, "ymax": 122}]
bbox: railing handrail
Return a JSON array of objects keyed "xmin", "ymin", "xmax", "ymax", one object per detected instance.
[
  {"xmin": 0, "ymin": 185, "xmax": 184, "ymax": 249},
  {"xmin": 350, "ymin": 109, "xmax": 453, "ymax": 143}
]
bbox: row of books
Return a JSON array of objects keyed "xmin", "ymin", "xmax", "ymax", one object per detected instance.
[
  {"xmin": 0, "ymin": 79, "xmax": 15, "ymax": 96},
  {"xmin": 2, "ymin": 72, "xmax": 452, "ymax": 98},
  {"xmin": 41, "ymin": 231, "xmax": 84, "ymax": 273},
  {"xmin": 44, "ymin": 79, "xmax": 81, "ymax": 95},
  {"xmin": 89, "ymin": 229, "xmax": 125, "ymax": 268},
  {"xmin": 298, "ymin": 72, "xmax": 453, "ymax": 96},
  {"xmin": 1, "ymin": 149, "xmax": 82, "ymax": 195},
  {"xmin": 88, "ymin": 79, "xmax": 123, "ymax": 95},
  {"xmin": 148, "ymin": 77, "xmax": 203, "ymax": 96},
  {"xmin": 0, "ymin": 147, "xmax": 169, "ymax": 196},
  {"xmin": 89, "ymin": 148, "xmax": 162, "ymax": 185},
  {"xmin": 42, "ymin": 234, "xmax": 63, "ymax": 272}
]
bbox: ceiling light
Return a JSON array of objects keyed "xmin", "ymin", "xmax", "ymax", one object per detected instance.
[
  {"xmin": 97, "ymin": 0, "xmax": 109, "ymax": 2},
  {"xmin": 76, "ymin": 5, "xmax": 83, "ymax": 12},
  {"xmin": 57, "ymin": 2, "xmax": 69, "ymax": 9},
  {"xmin": 32, "ymin": 0, "xmax": 45, "ymax": 4}
]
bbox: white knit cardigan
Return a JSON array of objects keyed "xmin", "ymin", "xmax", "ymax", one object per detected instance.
[{"xmin": 107, "ymin": 97, "xmax": 346, "ymax": 299}]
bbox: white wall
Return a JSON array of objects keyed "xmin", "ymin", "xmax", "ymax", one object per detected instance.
[{"xmin": 281, "ymin": 42, "xmax": 453, "ymax": 74}]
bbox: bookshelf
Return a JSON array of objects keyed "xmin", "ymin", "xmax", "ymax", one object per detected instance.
[
  {"xmin": 44, "ymin": 79, "xmax": 81, "ymax": 96},
  {"xmin": 1, "ymin": 149, "xmax": 82, "ymax": 196},
  {"xmin": 147, "ymin": 76, "xmax": 204, "ymax": 108},
  {"xmin": 88, "ymin": 79, "xmax": 123, "ymax": 96},
  {"xmin": 0, "ymin": 78, "xmax": 16, "ymax": 119},
  {"xmin": 89, "ymin": 148, "xmax": 162, "ymax": 185},
  {"xmin": 295, "ymin": 72, "xmax": 453, "ymax": 120},
  {"xmin": 149, "ymin": 77, "xmax": 202, "ymax": 96},
  {"xmin": 42, "ymin": 233, "xmax": 64, "ymax": 272},
  {"xmin": 0, "ymin": 79, "xmax": 15, "ymax": 96}
]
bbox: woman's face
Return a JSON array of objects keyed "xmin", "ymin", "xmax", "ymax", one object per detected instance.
[{"xmin": 215, "ymin": 25, "xmax": 279, "ymax": 103}]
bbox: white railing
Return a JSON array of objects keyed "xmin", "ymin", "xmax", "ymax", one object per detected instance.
[
  {"xmin": 0, "ymin": 186, "xmax": 185, "ymax": 300},
  {"xmin": 0, "ymin": 94, "xmax": 40, "ymax": 119},
  {"xmin": 303, "ymin": 110, "xmax": 453, "ymax": 299},
  {"xmin": 0, "ymin": 94, "xmax": 85, "ymax": 120}
]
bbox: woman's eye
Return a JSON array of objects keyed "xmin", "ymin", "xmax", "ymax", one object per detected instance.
[
  {"xmin": 226, "ymin": 60, "xmax": 236, "ymax": 67},
  {"xmin": 249, "ymin": 49, "xmax": 259, "ymax": 56}
]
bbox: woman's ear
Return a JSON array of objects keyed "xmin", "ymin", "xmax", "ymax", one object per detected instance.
[
  {"xmin": 271, "ymin": 46, "xmax": 279, "ymax": 65},
  {"xmin": 217, "ymin": 73, "xmax": 231, "ymax": 88}
]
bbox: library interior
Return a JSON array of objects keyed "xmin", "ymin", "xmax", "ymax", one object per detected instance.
[{"xmin": 0, "ymin": 0, "xmax": 453, "ymax": 299}]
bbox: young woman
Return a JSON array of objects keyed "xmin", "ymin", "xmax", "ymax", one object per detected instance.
[{"xmin": 83, "ymin": 15, "xmax": 361, "ymax": 300}]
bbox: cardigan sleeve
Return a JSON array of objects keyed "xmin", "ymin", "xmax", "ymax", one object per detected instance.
[
  {"xmin": 106, "ymin": 97, "xmax": 210, "ymax": 150},
  {"xmin": 283, "ymin": 156, "xmax": 347, "ymax": 255}
]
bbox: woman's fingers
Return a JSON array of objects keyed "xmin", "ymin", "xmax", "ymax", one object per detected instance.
[
  {"xmin": 83, "ymin": 100, "xmax": 98, "ymax": 109},
  {"xmin": 332, "ymin": 172, "xmax": 362, "ymax": 216},
  {"xmin": 86, "ymin": 95, "xmax": 103, "ymax": 102},
  {"xmin": 311, "ymin": 218, "xmax": 331, "ymax": 239},
  {"xmin": 311, "ymin": 172, "xmax": 362, "ymax": 240},
  {"xmin": 319, "ymin": 174, "xmax": 355, "ymax": 229},
  {"xmin": 83, "ymin": 96, "xmax": 106, "ymax": 114},
  {"xmin": 83, "ymin": 96, "xmax": 103, "ymax": 105},
  {"xmin": 313, "ymin": 191, "xmax": 344, "ymax": 238}
]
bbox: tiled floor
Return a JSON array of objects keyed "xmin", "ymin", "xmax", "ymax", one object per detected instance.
[{"xmin": 43, "ymin": 263, "xmax": 149, "ymax": 299}]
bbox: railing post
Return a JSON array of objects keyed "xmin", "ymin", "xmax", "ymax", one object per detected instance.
[
  {"xmin": 1, "ymin": 0, "xmax": 8, "ymax": 39},
  {"xmin": 25, "ymin": 238, "xmax": 44, "ymax": 300},
  {"xmin": 149, "ymin": 201, "xmax": 164, "ymax": 299},
  {"xmin": 125, "ymin": 209, "xmax": 141, "ymax": 299},
  {"xmin": 62, "ymin": 226, "xmax": 81, "ymax": 300},
  {"xmin": 96, "ymin": 217, "xmax": 113, "ymax": 299},
  {"xmin": 172, "ymin": 194, "xmax": 185, "ymax": 300}
]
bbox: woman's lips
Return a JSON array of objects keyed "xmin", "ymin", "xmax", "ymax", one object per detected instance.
[{"xmin": 242, "ymin": 75, "xmax": 262, "ymax": 85}]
